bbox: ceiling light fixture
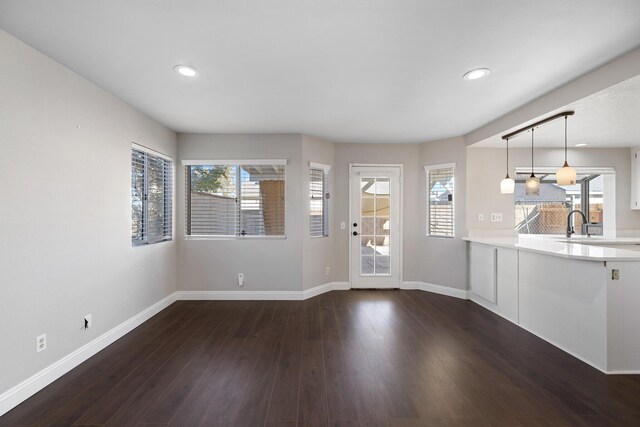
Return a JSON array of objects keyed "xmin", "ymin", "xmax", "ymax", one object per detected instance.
[
  {"xmin": 174, "ymin": 64, "xmax": 199, "ymax": 77},
  {"xmin": 463, "ymin": 68, "xmax": 490, "ymax": 80},
  {"xmin": 500, "ymin": 137, "xmax": 515, "ymax": 194},
  {"xmin": 574, "ymin": 143, "xmax": 588, "ymax": 147},
  {"xmin": 556, "ymin": 116, "xmax": 577, "ymax": 186},
  {"xmin": 500, "ymin": 111, "xmax": 575, "ymax": 195},
  {"xmin": 526, "ymin": 128, "xmax": 540, "ymax": 196}
]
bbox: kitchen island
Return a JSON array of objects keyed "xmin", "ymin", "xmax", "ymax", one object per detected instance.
[{"xmin": 464, "ymin": 235, "xmax": 640, "ymax": 374}]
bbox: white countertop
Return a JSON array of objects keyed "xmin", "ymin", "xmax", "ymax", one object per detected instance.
[{"xmin": 463, "ymin": 235, "xmax": 640, "ymax": 262}]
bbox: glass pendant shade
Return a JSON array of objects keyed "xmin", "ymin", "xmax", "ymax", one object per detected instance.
[
  {"xmin": 500, "ymin": 137, "xmax": 514, "ymax": 194},
  {"xmin": 525, "ymin": 174, "xmax": 540, "ymax": 196},
  {"xmin": 556, "ymin": 161, "xmax": 577, "ymax": 186},
  {"xmin": 500, "ymin": 175, "xmax": 515, "ymax": 194},
  {"xmin": 525, "ymin": 129, "xmax": 540, "ymax": 195}
]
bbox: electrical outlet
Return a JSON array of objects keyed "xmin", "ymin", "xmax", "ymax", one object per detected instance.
[
  {"xmin": 238, "ymin": 273, "xmax": 244, "ymax": 286},
  {"xmin": 84, "ymin": 314, "xmax": 92, "ymax": 329},
  {"xmin": 612, "ymin": 269, "xmax": 620, "ymax": 280},
  {"xmin": 490, "ymin": 213, "xmax": 503, "ymax": 222},
  {"xmin": 477, "ymin": 213, "xmax": 484, "ymax": 222},
  {"xmin": 340, "ymin": 222, "xmax": 346, "ymax": 230},
  {"xmin": 325, "ymin": 267, "xmax": 330, "ymax": 276},
  {"xmin": 36, "ymin": 334, "xmax": 47, "ymax": 353}
]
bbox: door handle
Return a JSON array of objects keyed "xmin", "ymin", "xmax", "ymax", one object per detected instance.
[{"xmin": 353, "ymin": 231, "xmax": 359, "ymax": 236}]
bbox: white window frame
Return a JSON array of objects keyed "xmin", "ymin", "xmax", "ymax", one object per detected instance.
[
  {"xmin": 131, "ymin": 143, "xmax": 173, "ymax": 246},
  {"xmin": 182, "ymin": 159, "xmax": 287, "ymax": 240},
  {"xmin": 425, "ymin": 163, "xmax": 455, "ymax": 239},
  {"xmin": 309, "ymin": 162, "xmax": 331, "ymax": 238}
]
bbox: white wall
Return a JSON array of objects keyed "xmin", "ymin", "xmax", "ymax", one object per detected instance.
[
  {"xmin": 177, "ymin": 136, "xmax": 469, "ymax": 291},
  {"xmin": 177, "ymin": 133, "xmax": 304, "ymax": 292},
  {"xmin": 0, "ymin": 30, "xmax": 178, "ymax": 394},
  {"xmin": 466, "ymin": 147, "xmax": 640, "ymax": 234},
  {"xmin": 420, "ymin": 137, "xmax": 468, "ymax": 289},
  {"xmin": 302, "ymin": 135, "xmax": 336, "ymax": 290}
]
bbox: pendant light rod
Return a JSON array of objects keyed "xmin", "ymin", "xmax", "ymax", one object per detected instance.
[
  {"xmin": 505, "ymin": 137, "xmax": 509, "ymax": 174},
  {"xmin": 564, "ymin": 116, "xmax": 568, "ymax": 163},
  {"xmin": 501, "ymin": 111, "xmax": 574, "ymax": 141},
  {"xmin": 530, "ymin": 128, "xmax": 535, "ymax": 176}
]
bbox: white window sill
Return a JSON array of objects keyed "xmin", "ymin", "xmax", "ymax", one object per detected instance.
[{"xmin": 185, "ymin": 235, "xmax": 287, "ymax": 241}]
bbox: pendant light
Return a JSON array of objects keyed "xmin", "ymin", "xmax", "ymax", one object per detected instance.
[
  {"xmin": 525, "ymin": 128, "xmax": 540, "ymax": 196},
  {"xmin": 556, "ymin": 116, "xmax": 577, "ymax": 185},
  {"xmin": 500, "ymin": 137, "xmax": 515, "ymax": 194}
]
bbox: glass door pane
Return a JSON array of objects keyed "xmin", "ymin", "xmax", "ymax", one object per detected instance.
[{"xmin": 360, "ymin": 177, "xmax": 391, "ymax": 276}]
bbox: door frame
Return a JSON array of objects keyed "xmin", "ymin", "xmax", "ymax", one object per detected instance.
[{"xmin": 348, "ymin": 163, "xmax": 404, "ymax": 288}]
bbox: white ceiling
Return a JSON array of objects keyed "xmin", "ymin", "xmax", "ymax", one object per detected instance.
[
  {"xmin": 1, "ymin": 0, "xmax": 640, "ymax": 143},
  {"xmin": 472, "ymin": 74, "xmax": 640, "ymax": 148}
]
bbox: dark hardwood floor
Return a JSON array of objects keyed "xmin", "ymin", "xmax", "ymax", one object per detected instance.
[{"xmin": 2, "ymin": 290, "xmax": 640, "ymax": 426}]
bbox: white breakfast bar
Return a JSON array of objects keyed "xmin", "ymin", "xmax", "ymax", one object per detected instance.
[{"xmin": 464, "ymin": 235, "xmax": 640, "ymax": 374}]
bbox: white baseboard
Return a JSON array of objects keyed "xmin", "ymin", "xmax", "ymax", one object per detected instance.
[
  {"xmin": 329, "ymin": 281, "xmax": 351, "ymax": 291},
  {"xmin": 303, "ymin": 282, "xmax": 350, "ymax": 298},
  {"xmin": 605, "ymin": 370, "xmax": 640, "ymax": 374},
  {"xmin": 177, "ymin": 290, "xmax": 303, "ymax": 301},
  {"xmin": 400, "ymin": 281, "xmax": 420, "ymax": 290},
  {"xmin": 176, "ymin": 282, "xmax": 351, "ymax": 302},
  {"xmin": 0, "ymin": 292, "xmax": 177, "ymax": 417},
  {"xmin": 402, "ymin": 281, "xmax": 469, "ymax": 299}
]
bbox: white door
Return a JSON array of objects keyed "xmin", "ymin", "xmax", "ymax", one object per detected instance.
[{"xmin": 349, "ymin": 165, "xmax": 401, "ymax": 288}]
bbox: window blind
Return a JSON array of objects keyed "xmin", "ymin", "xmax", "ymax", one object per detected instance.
[
  {"xmin": 185, "ymin": 163, "xmax": 286, "ymax": 237},
  {"xmin": 131, "ymin": 147, "xmax": 173, "ymax": 245},
  {"xmin": 426, "ymin": 165, "xmax": 454, "ymax": 238},
  {"xmin": 310, "ymin": 167, "xmax": 329, "ymax": 237}
]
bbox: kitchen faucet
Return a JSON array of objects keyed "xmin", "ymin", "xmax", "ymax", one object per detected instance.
[{"xmin": 566, "ymin": 210, "xmax": 589, "ymax": 238}]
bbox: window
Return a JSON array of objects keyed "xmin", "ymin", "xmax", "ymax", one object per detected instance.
[
  {"xmin": 184, "ymin": 160, "xmax": 286, "ymax": 238},
  {"xmin": 131, "ymin": 145, "xmax": 173, "ymax": 246},
  {"xmin": 310, "ymin": 162, "xmax": 330, "ymax": 238},
  {"xmin": 514, "ymin": 169, "xmax": 604, "ymax": 235},
  {"xmin": 426, "ymin": 164, "xmax": 455, "ymax": 238}
]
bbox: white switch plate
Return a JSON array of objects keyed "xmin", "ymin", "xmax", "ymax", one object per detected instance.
[
  {"xmin": 490, "ymin": 213, "xmax": 503, "ymax": 222},
  {"xmin": 340, "ymin": 222, "xmax": 346, "ymax": 230},
  {"xmin": 477, "ymin": 213, "xmax": 484, "ymax": 222},
  {"xmin": 325, "ymin": 267, "xmax": 330, "ymax": 276}
]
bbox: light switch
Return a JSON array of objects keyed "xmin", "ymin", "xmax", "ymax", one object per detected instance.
[
  {"xmin": 477, "ymin": 213, "xmax": 484, "ymax": 222},
  {"xmin": 340, "ymin": 222, "xmax": 346, "ymax": 230}
]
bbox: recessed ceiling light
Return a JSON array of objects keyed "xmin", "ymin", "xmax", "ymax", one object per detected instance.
[
  {"xmin": 574, "ymin": 143, "xmax": 588, "ymax": 147},
  {"xmin": 463, "ymin": 68, "xmax": 490, "ymax": 80},
  {"xmin": 174, "ymin": 65, "xmax": 199, "ymax": 77}
]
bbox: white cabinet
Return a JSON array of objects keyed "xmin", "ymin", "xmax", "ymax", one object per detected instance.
[
  {"xmin": 605, "ymin": 261, "xmax": 640, "ymax": 372},
  {"xmin": 631, "ymin": 147, "xmax": 640, "ymax": 210},
  {"xmin": 518, "ymin": 252, "xmax": 608, "ymax": 370},
  {"xmin": 469, "ymin": 243, "xmax": 496, "ymax": 303},
  {"xmin": 469, "ymin": 243, "xmax": 518, "ymax": 323},
  {"xmin": 467, "ymin": 239, "xmax": 640, "ymax": 373}
]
